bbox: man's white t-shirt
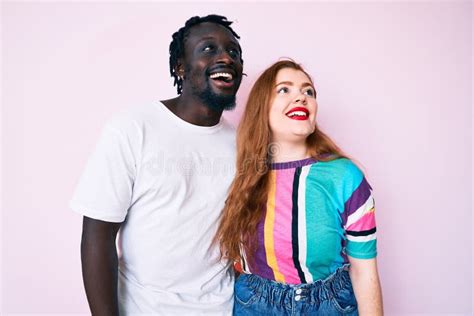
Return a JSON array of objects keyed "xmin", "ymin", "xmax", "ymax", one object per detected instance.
[{"xmin": 70, "ymin": 102, "xmax": 236, "ymax": 315}]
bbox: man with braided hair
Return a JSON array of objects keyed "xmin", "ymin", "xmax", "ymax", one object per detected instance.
[{"xmin": 71, "ymin": 14, "xmax": 243, "ymax": 315}]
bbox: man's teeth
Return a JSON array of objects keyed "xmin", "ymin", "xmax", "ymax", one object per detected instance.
[
  {"xmin": 287, "ymin": 111, "xmax": 308, "ymax": 117},
  {"xmin": 209, "ymin": 72, "xmax": 233, "ymax": 80}
]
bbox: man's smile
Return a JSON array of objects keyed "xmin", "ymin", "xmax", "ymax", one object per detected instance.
[
  {"xmin": 208, "ymin": 66, "xmax": 239, "ymax": 89},
  {"xmin": 209, "ymin": 72, "xmax": 233, "ymax": 82}
]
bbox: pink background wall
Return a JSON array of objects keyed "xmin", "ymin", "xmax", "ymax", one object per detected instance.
[{"xmin": 2, "ymin": 1, "xmax": 472, "ymax": 315}]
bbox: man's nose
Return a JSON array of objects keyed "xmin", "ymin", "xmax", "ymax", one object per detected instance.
[{"xmin": 215, "ymin": 48, "xmax": 234, "ymax": 64}]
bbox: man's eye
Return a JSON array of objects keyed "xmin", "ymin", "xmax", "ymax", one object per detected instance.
[
  {"xmin": 229, "ymin": 48, "xmax": 240, "ymax": 58},
  {"xmin": 203, "ymin": 45, "xmax": 214, "ymax": 52},
  {"xmin": 277, "ymin": 87, "xmax": 289, "ymax": 94}
]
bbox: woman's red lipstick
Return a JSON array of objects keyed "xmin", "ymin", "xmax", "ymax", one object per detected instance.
[{"xmin": 285, "ymin": 107, "xmax": 309, "ymax": 120}]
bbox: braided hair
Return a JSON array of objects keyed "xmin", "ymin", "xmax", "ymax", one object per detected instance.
[{"xmin": 169, "ymin": 14, "xmax": 242, "ymax": 95}]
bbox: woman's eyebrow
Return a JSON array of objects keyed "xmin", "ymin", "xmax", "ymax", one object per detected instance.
[
  {"xmin": 275, "ymin": 81, "xmax": 294, "ymax": 87},
  {"xmin": 275, "ymin": 81, "xmax": 313, "ymax": 87}
]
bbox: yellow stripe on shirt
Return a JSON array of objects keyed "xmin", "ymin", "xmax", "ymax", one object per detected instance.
[{"xmin": 264, "ymin": 171, "xmax": 285, "ymax": 282}]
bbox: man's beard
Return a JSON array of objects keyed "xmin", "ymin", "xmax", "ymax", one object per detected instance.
[
  {"xmin": 188, "ymin": 75, "xmax": 237, "ymax": 112},
  {"xmin": 197, "ymin": 87, "xmax": 237, "ymax": 112}
]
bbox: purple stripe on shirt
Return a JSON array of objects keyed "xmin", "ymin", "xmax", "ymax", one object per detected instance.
[
  {"xmin": 271, "ymin": 158, "xmax": 317, "ymax": 170},
  {"xmin": 250, "ymin": 210, "xmax": 275, "ymax": 279},
  {"xmin": 342, "ymin": 177, "xmax": 372, "ymax": 225}
]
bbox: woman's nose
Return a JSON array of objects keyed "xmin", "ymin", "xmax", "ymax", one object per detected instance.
[{"xmin": 294, "ymin": 93, "xmax": 307, "ymax": 105}]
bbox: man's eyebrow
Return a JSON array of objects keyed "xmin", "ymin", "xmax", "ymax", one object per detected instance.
[
  {"xmin": 196, "ymin": 36, "xmax": 240, "ymax": 46},
  {"xmin": 193, "ymin": 37, "xmax": 215, "ymax": 46},
  {"xmin": 275, "ymin": 81, "xmax": 314, "ymax": 88},
  {"xmin": 197, "ymin": 36, "xmax": 216, "ymax": 42}
]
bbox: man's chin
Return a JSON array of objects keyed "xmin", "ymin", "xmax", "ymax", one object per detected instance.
[{"xmin": 198, "ymin": 90, "xmax": 237, "ymax": 112}]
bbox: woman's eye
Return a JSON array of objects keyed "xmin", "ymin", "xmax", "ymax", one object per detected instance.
[
  {"xmin": 277, "ymin": 87, "xmax": 289, "ymax": 94},
  {"xmin": 304, "ymin": 89, "xmax": 316, "ymax": 97}
]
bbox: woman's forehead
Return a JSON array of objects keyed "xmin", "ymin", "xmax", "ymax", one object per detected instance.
[{"xmin": 275, "ymin": 68, "xmax": 313, "ymax": 85}]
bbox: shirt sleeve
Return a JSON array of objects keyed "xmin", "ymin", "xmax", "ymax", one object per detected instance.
[
  {"xmin": 343, "ymin": 171, "xmax": 377, "ymax": 259},
  {"xmin": 69, "ymin": 122, "xmax": 136, "ymax": 223}
]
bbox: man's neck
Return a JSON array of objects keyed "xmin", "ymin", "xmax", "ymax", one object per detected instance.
[{"xmin": 161, "ymin": 94, "xmax": 223, "ymax": 127}]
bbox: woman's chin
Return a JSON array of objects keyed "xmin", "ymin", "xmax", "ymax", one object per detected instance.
[{"xmin": 292, "ymin": 129, "xmax": 314, "ymax": 139}]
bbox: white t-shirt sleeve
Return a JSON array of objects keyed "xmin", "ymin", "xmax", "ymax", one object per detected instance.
[{"xmin": 70, "ymin": 121, "xmax": 136, "ymax": 223}]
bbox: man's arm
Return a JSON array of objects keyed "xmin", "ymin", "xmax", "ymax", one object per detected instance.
[
  {"xmin": 348, "ymin": 256, "xmax": 383, "ymax": 316},
  {"xmin": 81, "ymin": 216, "xmax": 122, "ymax": 316}
]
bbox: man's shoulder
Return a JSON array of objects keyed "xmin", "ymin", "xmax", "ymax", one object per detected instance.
[
  {"xmin": 104, "ymin": 103, "xmax": 161, "ymax": 134},
  {"xmin": 220, "ymin": 117, "xmax": 237, "ymax": 133}
]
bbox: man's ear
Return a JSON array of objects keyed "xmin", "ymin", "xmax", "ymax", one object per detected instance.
[{"xmin": 175, "ymin": 60, "xmax": 184, "ymax": 79}]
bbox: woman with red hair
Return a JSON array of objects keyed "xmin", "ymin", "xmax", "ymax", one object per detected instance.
[{"xmin": 215, "ymin": 60, "xmax": 383, "ymax": 315}]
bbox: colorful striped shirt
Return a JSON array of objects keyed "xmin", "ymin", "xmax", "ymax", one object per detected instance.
[{"xmin": 240, "ymin": 157, "xmax": 377, "ymax": 284}]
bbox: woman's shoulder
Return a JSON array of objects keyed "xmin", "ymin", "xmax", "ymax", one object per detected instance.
[
  {"xmin": 317, "ymin": 157, "xmax": 362, "ymax": 177},
  {"xmin": 307, "ymin": 157, "xmax": 369, "ymax": 206},
  {"xmin": 315, "ymin": 157, "xmax": 366, "ymax": 189}
]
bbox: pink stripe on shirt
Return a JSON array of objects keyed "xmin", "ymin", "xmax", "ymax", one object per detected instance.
[
  {"xmin": 272, "ymin": 169, "xmax": 300, "ymax": 284},
  {"xmin": 346, "ymin": 209, "xmax": 376, "ymax": 231}
]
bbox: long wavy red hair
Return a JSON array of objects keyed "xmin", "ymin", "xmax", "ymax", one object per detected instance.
[{"xmin": 214, "ymin": 60, "xmax": 346, "ymax": 264}]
